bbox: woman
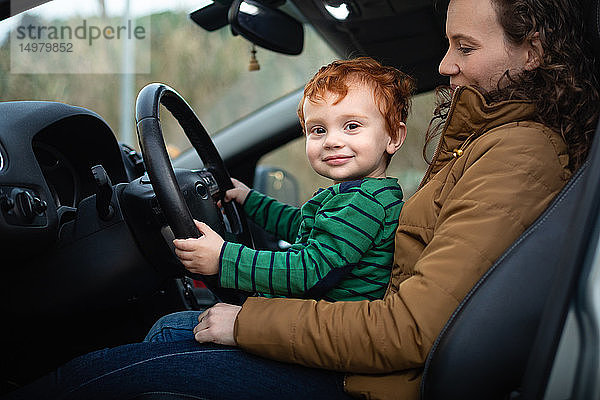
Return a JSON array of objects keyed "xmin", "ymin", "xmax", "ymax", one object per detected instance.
[{"xmin": 6, "ymin": 0, "xmax": 599, "ymax": 399}]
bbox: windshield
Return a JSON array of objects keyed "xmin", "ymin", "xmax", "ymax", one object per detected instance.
[{"xmin": 0, "ymin": 0, "xmax": 338, "ymax": 155}]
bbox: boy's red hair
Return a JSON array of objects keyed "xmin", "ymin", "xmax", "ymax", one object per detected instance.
[{"xmin": 298, "ymin": 57, "xmax": 415, "ymax": 141}]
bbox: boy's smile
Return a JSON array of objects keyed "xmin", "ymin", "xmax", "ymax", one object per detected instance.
[
  {"xmin": 323, "ymin": 154, "xmax": 353, "ymax": 165},
  {"xmin": 303, "ymin": 80, "xmax": 405, "ymax": 184}
]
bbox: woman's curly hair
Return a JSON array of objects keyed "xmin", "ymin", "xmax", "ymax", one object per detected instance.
[{"xmin": 427, "ymin": 0, "xmax": 600, "ymax": 170}]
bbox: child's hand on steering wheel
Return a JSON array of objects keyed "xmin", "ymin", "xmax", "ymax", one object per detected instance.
[{"xmin": 173, "ymin": 219, "xmax": 224, "ymax": 275}]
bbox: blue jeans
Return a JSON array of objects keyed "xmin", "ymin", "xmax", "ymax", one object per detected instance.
[
  {"xmin": 5, "ymin": 311, "xmax": 351, "ymax": 400},
  {"xmin": 144, "ymin": 310, "xmax": 204, "ymax": 343}
]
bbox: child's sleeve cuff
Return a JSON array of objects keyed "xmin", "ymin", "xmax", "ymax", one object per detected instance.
[{"xmin": 219, "ymin": 241, "xmax": 243, "ymax": 289}]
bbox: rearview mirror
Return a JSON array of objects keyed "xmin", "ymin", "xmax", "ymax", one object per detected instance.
[{"xmin": 228, "ymin": 0, "xmax": 304, "ymax": 55}]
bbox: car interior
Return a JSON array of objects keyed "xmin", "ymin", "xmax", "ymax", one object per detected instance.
[{"xmin": 1, "ymin": 0, "xmax": 599, "ymax": 399}]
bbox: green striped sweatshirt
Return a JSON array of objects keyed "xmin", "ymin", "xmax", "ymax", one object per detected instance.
[{"xmin": 219, "ymin": 177, "xmax": 403, "ymax": 301}]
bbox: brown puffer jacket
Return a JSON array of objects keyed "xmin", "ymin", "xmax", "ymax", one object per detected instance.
[{"xmin": 234, "ymin": 86, "xmax": 572, "ymax": 399}]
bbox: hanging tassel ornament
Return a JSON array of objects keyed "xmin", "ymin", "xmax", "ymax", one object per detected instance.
[{"xmin": 248, "ymin": 44, "xmax": 260, "ymax": 71}]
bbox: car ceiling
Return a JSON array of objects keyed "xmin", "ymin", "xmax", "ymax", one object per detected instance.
[{"xmin": 290, "ymin": 0, "xmax": 449, "ymax": 93}]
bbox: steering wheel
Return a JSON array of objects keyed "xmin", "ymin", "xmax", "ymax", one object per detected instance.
[{"xmin": 134, "ymin": 83, "xmax": 253, "ymax": 302}]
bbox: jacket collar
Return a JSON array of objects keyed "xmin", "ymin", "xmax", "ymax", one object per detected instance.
[{"xmin": 426, "ymin": 86, "xmax": 536, "ymax": 178}]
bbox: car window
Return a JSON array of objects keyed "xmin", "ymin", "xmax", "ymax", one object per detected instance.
[
  {"xmin": 258, "ymin": 90, "xmax": 436, "ymax": 202},
  {"xmin": 0, "ymin": 0, "xmax": 338, "ymax": 156},
  {"xmin": 0, "ymin": 0, "xmax": 433, "ymax": 198}
]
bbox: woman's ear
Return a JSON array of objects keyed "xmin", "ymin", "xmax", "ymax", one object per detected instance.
[
  {"xmin": 525, "ymin": 32, "xmax": 543, "ymax": 71},
  {"xmin": 387, "ymin": 122, "xmax": 407, "ymax": 155}
]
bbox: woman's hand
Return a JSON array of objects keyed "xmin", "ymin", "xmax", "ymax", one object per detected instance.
[
  {"xmin": 193, "ymin": 303, "xmax": 242, "ymax": 346},
  {"xmin": 173, "ymin": 220, "xmax": 224, "ymax": 275},
  {"xmin": 224, "ymin": 178, "xmax": 251, "ymax": 204}
]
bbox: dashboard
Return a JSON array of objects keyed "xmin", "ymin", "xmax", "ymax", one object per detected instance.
[
  {"xmin": 0, "ymin": 101, "xmax": 130, "ymax": 254},
  {"xmin": 1, "ymin": 103, "xmax": 174, "ymax": 375},
  {"xmin": 33, "ymin": 113, "xmax": 130, "ymax": 204},
  {"xmin": 33, "ymin": 141, "xmax": 81, "ymax": 209}
]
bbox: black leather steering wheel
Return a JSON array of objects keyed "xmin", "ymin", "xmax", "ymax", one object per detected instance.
[{"xmin": 134, "ymin": 83, "xmax": 252, "ymax": 302}]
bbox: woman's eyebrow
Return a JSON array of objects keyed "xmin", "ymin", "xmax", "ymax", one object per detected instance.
[{"xmin": 448, "ymin": 33, "xmax": 480, "ymax": 43}]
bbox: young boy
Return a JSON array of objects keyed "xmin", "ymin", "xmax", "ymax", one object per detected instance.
[{"xmin": 174, "ymin": 57, "xmax": 414, "ymax": 301}]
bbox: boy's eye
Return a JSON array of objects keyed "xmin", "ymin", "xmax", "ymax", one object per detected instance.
[
  {"xmin": 345, "ymin": 123, "xmax": 360, "ymax": 131},
  {"xmin": 310, "ymin": 127, "xmax": 326, "ymax": 135}
]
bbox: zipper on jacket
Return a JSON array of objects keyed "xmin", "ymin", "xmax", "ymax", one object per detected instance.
[
  {"xmin": 417, "ymin": 86, "xmax": 464, "ymax": 191},
  {"xmin": 384, "ymin": 87, "xmax": 464, "ymax": 299}
]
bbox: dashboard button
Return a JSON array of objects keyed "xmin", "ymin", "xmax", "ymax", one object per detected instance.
[
  {"xmin": 0, "ymin": 186, "xmax": 48, "ymax": 226},
  {"xmin": 15, "ymin": 190, "xmax": 36, "ymax": 220}
]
